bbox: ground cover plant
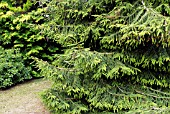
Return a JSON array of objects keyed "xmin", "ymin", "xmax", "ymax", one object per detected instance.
[
  {"xmin": 0, "ymin": 46, "xmax": 31, "ymax": 88},
  {"xmin": 35, "ymin": 0, "xmax": 170, "ymax": 113}
]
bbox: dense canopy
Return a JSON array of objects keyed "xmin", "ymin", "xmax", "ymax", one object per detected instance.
[{"xmin": 35, "ymin": 0, "xmax": 170, "ymax": 113}]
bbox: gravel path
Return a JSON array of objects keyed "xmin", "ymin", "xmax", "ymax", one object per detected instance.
[{"xmin": 0, "ymin": 79, "xmax": 52, "ymax": 114}]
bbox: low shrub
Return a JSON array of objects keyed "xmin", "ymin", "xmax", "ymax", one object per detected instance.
[{"xmin": 0, "ymin": 47, "xmax": 31, "ymax": 88}]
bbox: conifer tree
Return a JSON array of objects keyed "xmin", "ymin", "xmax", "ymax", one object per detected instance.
[{"xmin": 35, "ymin": 0, "xmax": 170, "ymax": 113}]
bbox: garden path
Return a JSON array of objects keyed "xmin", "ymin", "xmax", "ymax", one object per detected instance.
[{"xmin": 0, "ymin": 78, "xmax": 51, "ymax": 114}]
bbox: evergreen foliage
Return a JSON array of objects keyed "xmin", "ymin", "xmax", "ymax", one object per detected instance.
[
  {"xmin": 34, "ymin": 0, "xmax": 170, "ymax": 113},
  {"xmin": 0, "ymin": 46, "xmax": 31, "ymax": 88},
  {"xmin": 2, "ymin": 0, "xmax": 60, "ymax": 58},
  {"xmin": 0, "ymin": 0, "xmax": 62, "ymax": 80},
  {"xmin": 0, "ymin": 0, "xmax": 43, "ymax": 78},
  {"xmin": 0, "ymin": 0, "xmax": 44, "ymax": 58}
]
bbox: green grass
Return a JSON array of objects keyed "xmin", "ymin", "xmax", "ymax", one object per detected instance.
[{"xmin": 0, "ymin": 78, "xmax": 52, "ymax": 114}]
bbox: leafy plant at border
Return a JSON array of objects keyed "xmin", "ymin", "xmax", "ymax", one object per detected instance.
[{"xmin": 0, "ymin": 46, "xmax": 31, "ymax": 88}]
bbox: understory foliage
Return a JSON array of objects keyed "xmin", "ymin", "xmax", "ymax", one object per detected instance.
[
  {"xmin": 0, "ymin": 46, "xmax": 31, "ymax": 88},
  {"xmin": 0, "ymin": 0, "xmax": 47, "ymax": 87},
  {"xmin": 0, "ymin": 0, "xmax": 62, "ymax": 80},
  {"xmin": 34, "ymin": 0, "xmax": 170, "ymax": 113}
]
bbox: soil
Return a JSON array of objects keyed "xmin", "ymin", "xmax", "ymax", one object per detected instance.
[{"xmin": 0, "ymin": 78, "xmax": 52, "ymax": 114}]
